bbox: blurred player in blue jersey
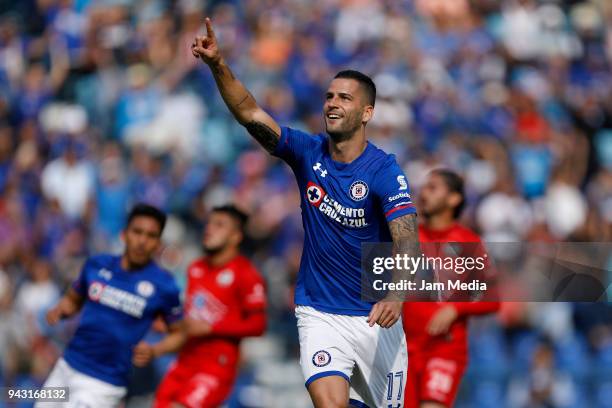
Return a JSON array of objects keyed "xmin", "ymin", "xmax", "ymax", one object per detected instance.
[
  {"xmin": 192, "ymin": 19, "xmax": 420, "ymax": 408},
  {"xmin": 36, "ymin": 203, "xmax": 182, "ymax": 408}
]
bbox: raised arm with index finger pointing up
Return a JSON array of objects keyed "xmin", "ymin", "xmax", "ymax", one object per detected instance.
[{"xmin": 191, "ymin": 18, "xmax": 281, "ymax": 153}]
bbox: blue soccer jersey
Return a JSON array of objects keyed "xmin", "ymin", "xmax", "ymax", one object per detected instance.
[
  {"xmin": 273, "ymin": 126, "xmax": 416, "ymax": 315},
  {"xmin": 64, "ymin": 254, "xmax": 182, "ymax": 386}
]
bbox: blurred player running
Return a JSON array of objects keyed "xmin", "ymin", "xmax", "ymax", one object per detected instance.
[
  {"xmin": 192, "ymin": 18, "xmax": 420, "ymax": 408},
  {"xmin": 38, "ymin": 204, "xmax": 182, "ymax": 408},
  {"xmin": 134, "ymin": 205, "xmax": 267, "ymax": 408},
  {"xmin": 403, "ymin": 169, "xmax": 499, "ymax": 408}
]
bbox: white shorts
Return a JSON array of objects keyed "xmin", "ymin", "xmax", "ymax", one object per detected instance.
[
  {"xmin": 296, "ymin": 305, "xmax": 407, "ymax": 408},
  {"xmin": 34, "ymin": 358, "xmax": 127, "ymax": 408}
]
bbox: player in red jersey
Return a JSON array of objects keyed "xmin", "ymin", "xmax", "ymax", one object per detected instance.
[
  {"xmin": 403, "ymin": 169, "xmax": 499, "ymax": 408},
  {"xmin": 133, "ymin": 205, "xmax": 267, "ymax": 408}
]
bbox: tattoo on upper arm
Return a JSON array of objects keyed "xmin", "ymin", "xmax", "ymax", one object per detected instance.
[{"xmin": 245, "ymin": 121, "xmax": 280, "ymax": 153}]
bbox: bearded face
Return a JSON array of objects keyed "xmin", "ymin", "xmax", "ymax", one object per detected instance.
[{"xmin": 323, "ymin": 78, "xmax": 372, "ymax": 142}]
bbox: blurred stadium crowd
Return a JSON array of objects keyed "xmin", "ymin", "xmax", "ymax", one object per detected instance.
[{"xmin": 0, "ymin": 0, "xmax": 611, "ymax": 406}]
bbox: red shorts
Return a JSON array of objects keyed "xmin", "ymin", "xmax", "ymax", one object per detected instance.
[
  {"xmin": 154, "ymin": 363, "xmax": 234, "ymax": 408},
  {"xmin": 404, "ymin": 352, "xmax": 467, "ymax": 408}
]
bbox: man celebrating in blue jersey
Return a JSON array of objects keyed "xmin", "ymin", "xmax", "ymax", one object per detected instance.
[
  {"xmin": 192, "ymin": 19, "xmax": 419, "ymax": 408},
  {"xmin": 37, "ymin": 204, "xmax": 182, "ymax": 408}
]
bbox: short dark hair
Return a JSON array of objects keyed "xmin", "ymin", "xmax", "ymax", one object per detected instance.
[
  {"xmin": 126, "ymin": 203, "xmax": 167, "ymax": 235},
  {"xmin": 211, "ymin": 205, "xmax": 248, "ymax": 232},
  {"xmin": 334, "ymin": 70, "xmax": 376, "ymax": 106},
  {"xmin": 431, "ymin": 169, "xmax": 465, "ymax": 219}
]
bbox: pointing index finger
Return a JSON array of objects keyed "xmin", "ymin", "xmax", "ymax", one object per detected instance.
[{"xmin": 205, "ymin": 17, "xmax": 216, "ymax": 41}]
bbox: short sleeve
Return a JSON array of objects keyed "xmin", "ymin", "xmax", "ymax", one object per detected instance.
[
  {"xmin": 159, "ymin": 280, "xmax": 183, "ymax": 325},
  {"xmin": 272, "ymin": 126, "xmax": 321, "ymax": 166},
  {"xmin": 71, "ymin": 258, "xmax": 91, "ymax": 297},
  {"xmin": 373, "ymin": 156, "xmax": 417, "ymax": 222},
  {"xmin": 239, "ymin": 264, "xmax": 267, "ymax": 312}
]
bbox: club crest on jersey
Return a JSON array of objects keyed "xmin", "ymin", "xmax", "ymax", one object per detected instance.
[
  {"xmin": 136, "ymin": 281, "xmax": 155, "ymax": 297},
  {"xmin": 312, "ymin": 350, "xmax": 331, "ymax": 367},
  {"xmin": 306, "ymin": 182, "xmax": 325, "ymax": 207},
  {"xmin": 349, "ymin": 180, "xmax": 368, "ymax": 201},
  {"xmin": 216, "ymin": 269, "xmax": 234, "ymax": 287}
]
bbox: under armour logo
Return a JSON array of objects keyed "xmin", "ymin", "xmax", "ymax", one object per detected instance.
[
  {"xmin": 99, "ymin": 269, "xmax": 113, "ymax": 281},
  {"xmin": 313, "ymin": 162, "xmax": 327, "ymax": 178}
]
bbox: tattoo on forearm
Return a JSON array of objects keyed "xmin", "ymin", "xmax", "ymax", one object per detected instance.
[
  {"xmin": 245, "ymin": 121, "xmax": 280, "ymax": 153},
  {"xmin": 388, "ymin": 214, "xmax": 420, "ymax": 298},
  {"xmin": 227, "ymin": 66, "xmax": 236, "ymax": 80},
  {"xmin": 211, "ymin": 63, "xmax": 222, "ymax": 76},
  {"xmin": 389, "ymin": 213, "xmax": 418, "ymax": 245},
  {"xmin": 211, "ymin": 62, "xmax": 236, "ymax": 81}
]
